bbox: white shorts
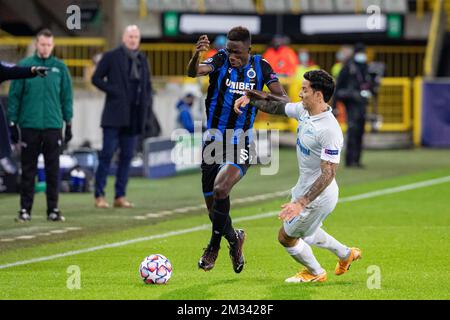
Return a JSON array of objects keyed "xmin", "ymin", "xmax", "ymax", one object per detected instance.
[{"xmin": 283, "ymin": 184, "xmax": 339, "ymax": 239}]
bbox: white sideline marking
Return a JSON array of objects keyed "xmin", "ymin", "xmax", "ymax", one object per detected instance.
[
  {"xmin": 0, "ymin": 227, "xmax": 82, "ymax": 243},
  {"xmin": 49, "ymin": 230, "xmax": 68, "ymax": 234},
  {"xmin": 64, "ymin": 227, "xmax": 82, "ymax": 231},
  {"xmin": 134, "ymin": 190, "xmax": 289, "ymax": 220},
  {"xmin": 338, "ymin": 176, "xmax": 450, "ymax": 202},
  {"xmin": 14, "ymin": 235, "xmax": 36, "ymax": 240},
  {"xmin": 0, "ymin": 175, "xmax": 449, "ymax": 270}
]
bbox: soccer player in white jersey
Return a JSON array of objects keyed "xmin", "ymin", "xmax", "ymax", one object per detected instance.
[{"xmin": 234, "ymin": 70, "xmax": 361, "ymax": 283}]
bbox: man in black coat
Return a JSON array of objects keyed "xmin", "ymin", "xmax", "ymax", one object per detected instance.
[
  {"xmin": 0, "ymin": 62, "xmax": 48, "ymax": 159},
  {"xmin": 334, "ymin": 43, "xmax": 374, "ymax": 168},
  {"xmin": 92, "ymin": 25, "xmax": 153, "ymax": 208}
]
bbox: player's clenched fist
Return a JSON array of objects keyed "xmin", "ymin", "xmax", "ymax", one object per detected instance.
[{"xmin": 195, "ymin": 35, "xmax": 210, "ymax": 53}]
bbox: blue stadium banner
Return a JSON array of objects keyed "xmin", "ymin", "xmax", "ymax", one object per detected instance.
[
  {"xmin": 143, "ymin": 137, "xmax": 177, "ymax": 179},
  {"xmin": 422, "ymin": 80, "xmax": 450, "ymax": 147}
]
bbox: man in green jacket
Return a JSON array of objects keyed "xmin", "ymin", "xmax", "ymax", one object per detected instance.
[{"xmin": 8, "ymin": 29, "xmax": 73, "ymax": 222}]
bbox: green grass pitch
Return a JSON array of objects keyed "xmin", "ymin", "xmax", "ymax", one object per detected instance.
[{"xmin": 0, "ymin": 149, "xmax": 449, "ymax": 300}]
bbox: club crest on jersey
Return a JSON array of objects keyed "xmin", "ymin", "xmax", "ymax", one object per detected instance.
[{"xmin": 247, "ymin": 68, "xmax": 256, "ymax": 79}]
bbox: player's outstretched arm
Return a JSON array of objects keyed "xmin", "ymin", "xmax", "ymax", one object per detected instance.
[
  {"xmin": 187, "ymin": 35, "xmax": 213, "ymax": 77},
  {"xmin": 266, "ymin": 80, "xmax": 289, "ymax": 103},
  {"xmin": 279, "ymin": 160, "xmax": 338, "ymax": 221},
  {"xmin": 234, "ymin": 90, "xmax": 287, "ymax": 116}
]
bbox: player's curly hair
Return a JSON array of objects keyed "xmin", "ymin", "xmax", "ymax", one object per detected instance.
[
  {"xmin": 304, "ymin": 69, "xmax": 335, "ymax": 102},
  {"xmin": 227, "ymin": 26, "xmax": 251, "ymax": 45}
]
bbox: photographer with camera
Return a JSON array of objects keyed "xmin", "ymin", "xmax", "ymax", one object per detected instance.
[{"xmin": 335, "ymin": 43, "xmax": 375, "ymax": 168}]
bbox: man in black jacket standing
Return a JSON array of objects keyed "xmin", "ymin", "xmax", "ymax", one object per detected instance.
[
  {"xmin": 334, "ymin": 43, "xmax": 374, "ymax": 168},
  {"xmin": 0, "ymin": 62, "xmax": 48, "ymax": 160},
  {"xmin": 92, "ymin": 25, "xmax": 153, "ymax": 209}
]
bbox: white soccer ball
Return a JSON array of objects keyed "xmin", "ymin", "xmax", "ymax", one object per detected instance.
[{"xmin": 139, "ymin": 254, "xmax": 173, "ymax": 284}]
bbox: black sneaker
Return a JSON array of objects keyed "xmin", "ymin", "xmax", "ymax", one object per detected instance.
[
  {"xmin": 15, "ymin": 209, "xmax": 31, "ymax": 223},
  {"xmin": 228, "ymin": 229, "xmax": 246, "ymax": 273},
  {"xmin": 47, "ymin": 208, "xmax": 65, "ymax": 222},
  {"xmin": 198, "ymin": 245, "xmax": 219, "ymax": 271}
]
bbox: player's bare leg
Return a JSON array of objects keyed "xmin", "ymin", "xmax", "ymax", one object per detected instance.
[{"xmin": 278, "ymin": 227, "xmax": 327, "ymax": 283}]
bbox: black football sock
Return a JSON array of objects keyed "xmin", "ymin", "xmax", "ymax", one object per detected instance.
[
  {"xmin": 214, "ymin": 197, "xmax": 235, "ymax": 243},
  {"xmin": 209, "ymin": 197, "xmax": 230, "ymax": 249},
  {"xmin": 209, "ymin": 209, "xmax": 234, "ymax": 243},
  {"xmin": 223, "ymin": 216, "xmax": 236, "ymax": 245},
  {"xmin": 208, "ymin": 211, "xmax": 214, "ymax": 222}
]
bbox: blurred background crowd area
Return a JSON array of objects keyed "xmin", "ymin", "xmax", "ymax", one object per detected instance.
[{"xmin": 0, "ymin": 0, "xmax": 449, "ymax": 150}]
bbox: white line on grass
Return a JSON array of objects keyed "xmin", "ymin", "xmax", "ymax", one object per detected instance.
[
  {"xmin": 133, "ymin": 191, "xmax": 289, "ymax": 220},
  {"xmin": 0, "ymin": 175, "xmax": 449, "ymax": 270},
  {"xmin": 0, "ymin": 227, "xmax": 83, "ymax": 243}
]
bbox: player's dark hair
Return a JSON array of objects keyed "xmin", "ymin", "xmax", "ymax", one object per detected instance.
[
  {"xmin": 304, "ymin": 69, "xmax": 335, "ymax": 102},
  {"xmin": 36, "ymin": 28, "xmax": 53, "ymax": 39},
  {"xmin": 227, "ymin": 26, "xmax": 251, "ymax": 45}
]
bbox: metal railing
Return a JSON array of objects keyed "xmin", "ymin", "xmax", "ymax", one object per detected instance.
[
  {"xmin": 0, "ymin": 39, "xmax": 426, "ymax": 79},
  {"xmin": 413, "ymin": 77, "xmax": 423, "ymax": 146},
  {"xmin": 0, "ymin": 37, "xmax": 106, "ymax": 84},
  {"xmin": 0, "ymin": 38, "xmax": 421, "ymax": 134},
  {"xmin": 254, "ymin": 77, "xmax": 413, "ymax": 133},
  {"xmin": 141, "ymin": 43, "xmax": 426, "ymax": 78}
]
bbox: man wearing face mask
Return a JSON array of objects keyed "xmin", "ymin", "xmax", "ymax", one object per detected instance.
[
  {"xmin": 334, "ymin": 43, "xmax": 374, "ymax": 168},
  {"xmin": 331, "ymin": 45, "xmax": 353, "ymax": 79},
  {"xmin": 262, "ymin": 34, "xmax": 298, "ymax": 77},
  {"xmin": 289, "ymin": 49, "xmax": 319, "ymax": 102}
]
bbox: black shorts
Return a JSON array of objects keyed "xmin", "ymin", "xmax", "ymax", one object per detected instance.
[{"xmin": 201, "ymin": 141, "xmax": 256, "ymax": 197}]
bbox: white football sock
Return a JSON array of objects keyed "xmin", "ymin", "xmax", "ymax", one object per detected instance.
[
  {"xmin": 304, "ymin": 228, "xmax": 350, "ymax": 260},
  {"xmin": 285, "ymin": 239, "xmax": 325, "ymax": 275}
]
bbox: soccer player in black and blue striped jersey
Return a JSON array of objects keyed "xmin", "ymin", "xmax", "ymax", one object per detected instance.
[{"xmin": 187, "ymin": 26, "xmax": 289, "ymax": 273}]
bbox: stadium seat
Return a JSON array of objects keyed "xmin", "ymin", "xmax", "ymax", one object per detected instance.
[
  {"xmin": 230, "ymin": 0, "xmax": 255, "ymax": 13},
  {"xmin": 263, "ymin": 0, "xmax": 289, "ymax": 13},
  {"xmin": 297, "ymin": 0, "xmax": 311, "ymax": 13},
  {"xmin": 121, "ymin": 0, "xmax": 139, "ymax": 11},
  {"xmin": 146, "ymin": 0, "xmax": 165, "ymax": 12},
  {"xmin": 383, "ymin": 0, "xmax": 407, "ymax": 13},
  {"xmin": 204, "ymin": 0, "xmax": 232, "ymax": 12},
  {"xmin": 361, "ymin": 0, "xmax": 382, "ymax": 12},
  {"xmin": 309, "ymin": 0, "xmax": 335, "ymax": 13},
  {"xmin": 361, "ymin": 0, "xmax": 407, "ymax": 13},
  {"xmin": 335, "ymin": 0, "xmax": 356, "ymax": 12},
  {"xmin": 160, "ymin": 0, "xmax": 200, "ymax": 12},
  {"xmin": 160, "ymin": 0, "xmax": 185, "ymax": 11},
  {"xmin": 184, "ymin": 0, "xmax": 201, "ymax": 12}
]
